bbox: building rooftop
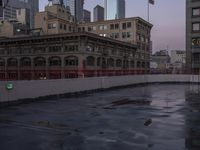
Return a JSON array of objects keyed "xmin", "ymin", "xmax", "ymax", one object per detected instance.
[{"xmin": 0, "ymin": 32, "xmax": 137, "ymax": 48}]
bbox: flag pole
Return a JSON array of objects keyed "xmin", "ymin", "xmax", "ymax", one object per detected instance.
[{"xmin": 147, "ymin": 0, "xmax": 149, "ymax": 22}]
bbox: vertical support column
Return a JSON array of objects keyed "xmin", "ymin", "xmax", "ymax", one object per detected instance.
[
  {"xmin": 17, "ymin": 57, "xmax": 20, "ymax": 80},
  {"xmin": 31, "ymin": 57, "xmax": 34, "ymax": 80},
  {"xmin": 45, "ymin": 56, "xmax": 49, "ymax": 79},
  {"xmin": 78, "ymin": 37, "xmax": 86, "ymax": 78},
  {"xmin": 61, "ymin": 40, "xmax": 65, "ymax": 79},
  {"xmin": 5, "ymin": 58, "xmax": 8, "ymax": 80},
  {"xmin": 61, "ymin": 55, "xmax": 65, "ymax": 79}
]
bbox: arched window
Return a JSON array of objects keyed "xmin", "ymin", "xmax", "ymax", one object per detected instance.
[
  {"xmin": 102, "ymin": 57, "xmax": 106, "ymax": 68},
  {"xmin": 131, "ymin": 61, "xmax": 135, "ymax": 68},
  {"xmin": 7, "ymin": 58, "xmax": 18, "ymax": 67},
  {"xmin": 86, "ymin": 56, "xmax": 95, "ymax": 66},
  {"xmin": 116, "ymin": 59, "xmax": 122, "ymax": 67},
  {"xmin": 123, "ymin": 60, "xmax": 129, "ymax": 68},
  {"xmin": 34, "ymin": 57, "xmax": 46, "ymax": 66},
  {"xmin": 97, "ymin": 57, "xmax": 101, "ymax": 66},
  {"xmin": 142, "ymin": 62, "xmax": 145, "ymax": 68},
  {"xmin": 137, "ymin": 61, "xmax": 141, "ymax": 68},
  {"xmin": 20, "ymin": 57, "xmax": 31, "ymax": 67},
  {"xmin": 65, "ymin": 56, "xmax": 78, "ymax": 66},
  {"xmin": 107, "ymin": 58, "xmax": 114, "ymax": 67},
  {"xmin": 146, "ymin": 62, "xmax": 150, "ymax": 68},
  {"xmin": 0, "ymin": 58, "xmax": 5, "ymax": 67},
  {"xmin": 49, "ymin": 56, "xmax": 61, "ymax": 66}
]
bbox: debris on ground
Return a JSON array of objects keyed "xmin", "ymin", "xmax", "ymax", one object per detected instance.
[{"xmin": 144, "ymin": 119, "xmax": 152, "ymax": 126}]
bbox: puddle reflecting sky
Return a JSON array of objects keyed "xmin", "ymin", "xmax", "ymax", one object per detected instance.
[{"xmin": 0, "ymin": 84, "xmax": 200, "ymax": 150}]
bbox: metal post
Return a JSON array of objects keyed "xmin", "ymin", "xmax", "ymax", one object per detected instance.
[{"xmin": 147, "ymin": 0, "xmax": 149, "ymax": 22}]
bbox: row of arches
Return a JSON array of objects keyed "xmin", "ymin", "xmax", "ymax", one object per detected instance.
[
  {"xmin": 0, "ymin": 56, "xmax": 79, "ymax": 67},
  {"xmin": 0, "ymin": 56, "xmax": 147, "ymax": 68}
]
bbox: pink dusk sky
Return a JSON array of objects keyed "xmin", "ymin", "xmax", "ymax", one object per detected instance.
[{"xmin": 40, "ymin": 0, "xmax": 186, "ymax": 52}]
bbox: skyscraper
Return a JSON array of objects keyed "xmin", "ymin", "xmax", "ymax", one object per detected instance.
[
  {"xmin": 83, "ymin": 9, "xmax": 91, "ymax": 22},
  {"xmin": 0, "ymin": 0, "xmax": 39, "ymax": 28},
  {"xmin": 186, "ymin": 0, "xmax": 200, "ymax": 74},
  {"xmin": 64, "ymin": 0, "xmax": 84, "ymax": 22},
  {"xmin": 104, "ymin": 0, "xmax": 125, "ymax": 20},
  {"xmin": 93, "ymin": 5, "xmax": 104, "ymax": 22}
]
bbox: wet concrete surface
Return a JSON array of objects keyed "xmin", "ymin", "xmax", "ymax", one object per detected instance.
[{"xmin": 0, "ymin": 84, "xmax": 200, "ymax": 150}]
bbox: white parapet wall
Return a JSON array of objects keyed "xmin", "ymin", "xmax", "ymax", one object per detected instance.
[{"xmin": 0, "ymin": 74, "xmax": 198, "ymax": 103}]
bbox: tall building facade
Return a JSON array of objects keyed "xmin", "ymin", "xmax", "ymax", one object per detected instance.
[
  {"xmin": 104, "ymin": 0, "xmax": 125, "ymax": 20},
  {"xmin": 65, "ymin": 0, "xmax": 84, "ymax": 22},
  {"xmin": 79, "ymin": 17, "xmax": 153, "ymax": 73},
  {"xmin": 93, "ymin": 5, "xmax": 104, "ymax": 22},
  {"xmin": 83, "ymin": 9, "xmax": 91, "ymax": 22},
  {"xmin": 186, "ymin": 0, "xmax": 200, "ymax": 74},
  {"xmin": 0, "ymin": 32, "xmax": 137, "ymax": 80},
  {"xmin": 0, "ymin": 0, "xmax": 39, "ymax": 28}
]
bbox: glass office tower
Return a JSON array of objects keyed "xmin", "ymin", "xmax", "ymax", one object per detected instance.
[
  {"xmin": 104, "ymin": 0, "xmax": 125, "ymax": 20},
  {"xmin": 64, "ymin": 0, "xmax": 84, "ymax": 21}
]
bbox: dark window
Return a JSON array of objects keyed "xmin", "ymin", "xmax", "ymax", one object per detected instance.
[
  {"xmin": 192, "ymin": 8, "xmax": 200, "ymax": 16},
  {"xmin": 122, "ymin": 23, "xmax": 126, "ymax": 29},
  {"xmin": 127, "ymin": 22, "xmax": 132, "ymax": 28},
  {"xmin": 115, "ymin": 24, "xmax": 119, "ymax": 29},
  {"xmin": 110, "ymin": 24, "xmax": 114, "ymax": 30}
]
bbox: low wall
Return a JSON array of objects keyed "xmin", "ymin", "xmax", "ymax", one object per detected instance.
[{"xmin": 0, "ymin": 74, "xmax": 199, "ymax": 103}]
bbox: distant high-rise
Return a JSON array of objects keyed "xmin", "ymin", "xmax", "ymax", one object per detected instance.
[
  {"xmin": 104, "ymin": 0, "xmax": 125, "ymax": 20},
  {"xmin": 0, "ymin": 0, "xmax": 39, "ymax": 28},
  {"xmin": 186, "ymin": 0, "xmax": 200, "ymax": 74},
  {"xmin": 93, "ymin": 5, "xmax": 104, "ymax": 22},
  {"xmin": 65, "ymin": 0, "xmax": 84, "ymax": 21},
  {"xmin": 83, "ymin": 9, "xmax": 91, "ymax": 22}
]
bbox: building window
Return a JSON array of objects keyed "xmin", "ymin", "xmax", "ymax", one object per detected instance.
[
  {"xmin": 107, "ymin": 58, "xmax": 114, "ymax": 67},
  {"xmin": 111, "ymin": 33, "xmax": 119, "ymax": 39},
  {"xmin": 122, "ymin": 23, "xmax": 126, "ymax": 29},
  {"xmin": 192, "ymin": 37, "xmax": 200, "ymax": 48},
  {"xmin": 60, "ymin": 24, "xmax": 62, "ymax": 29},
  {"xmin": 110, "ymin": 24, "xmax": 114, "ymax": 30},
  {"xmin": 64, "ymin": 45, "xmax": 78, "ymax": 52},
  {"xmin": 127, "ymin": 22, "xmax": 132, "ymax": 28},
  {"xmin": 99, "ymin": 25, "xmax": 107, "ymax": 30},
  {"xmin": 49, "ymin": 46, "xmax": 62, "ymax": 52},
  {"xmin": 49, "ymin": 57, "xmax": 61, "ymax": 66},
  {"xmin": 34, "ymin": 57, "xmax": 46, "ymax": 66},
  {"xmin": 0, "ymin": 58, "xmax": 5, "ymax": 66},
  {"xmin": 7, "ymin": 58, "xmax": 18, "ymax": 67},
  {"xmin": 99, "ymin": 25, "xmax": 104, "ymax": 30},
  {"xmin": 192, "ymin": 8, "xmax": 200, "ymax": 16},
  {"xmin": 115, "ymin": 24, "xmax": 119, "ymax": 29},
  {"xmin": 92, "ymin": 26, "xmax": 96, "ymax": 31},
  {"xmin": 122, "ymin": 32, "xmax": 126, "ymax": 38},
  {"xmin": 86, "ymin": 56, "xmax": 95, "ymax": 66},
  {"xmin": 88, "ymin": 27, "xmax": 92, "ymax": 31},
  {"xmin": 20, "ymin": 57, "xmax": 31, "ymax": 67},
  {"xmin": 64, "ymin": 24, "xmax": 66, "ymax": 30},
  {"xmin": 116, "ymin": 59, "xmax": 122, "ymax": 67},
  {"xmin": 192, "ymin": 23, "xmax": 200, "ymax": 31},
  {"xmin": 127, "ymin": 32, "xmax": 132, "ymax": 38},
  {"xmin": 48, "ymin": 23, "xmax": 56, "ymax": 29},
  {"xmin": 65, "ymin": 56, "xmax": 78, "ymax": 66}
]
